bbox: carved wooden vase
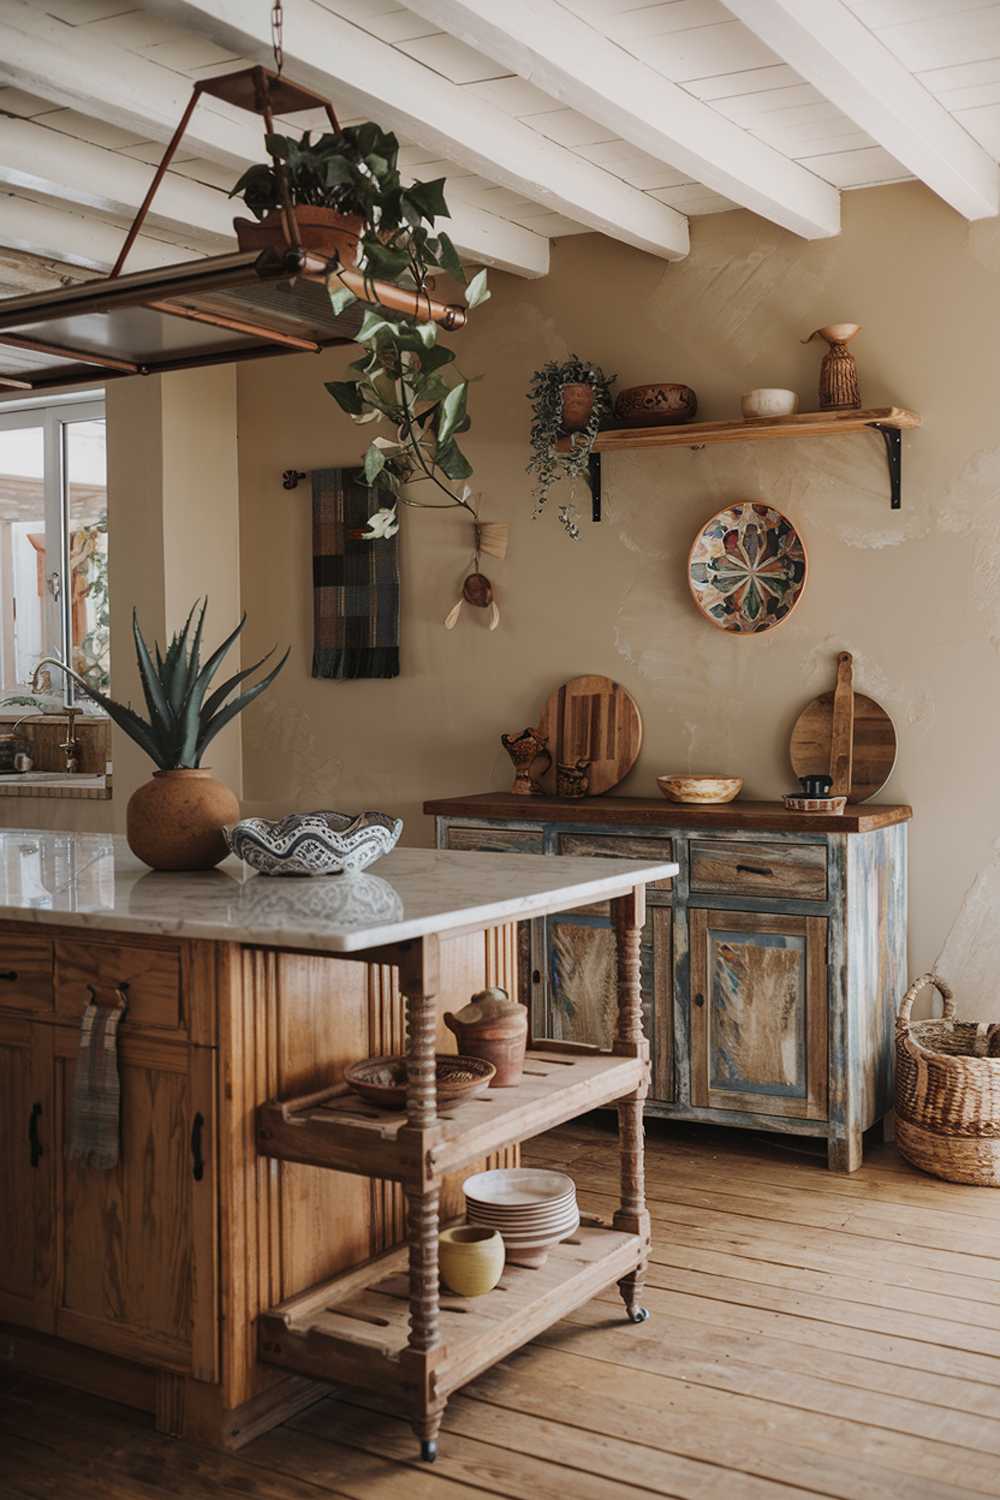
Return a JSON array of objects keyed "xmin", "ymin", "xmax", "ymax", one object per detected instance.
[
  {"xmin": 127, "ymin": 767, "xmax": 240, "ymax": 872},
  {"xmin": 804, "ymin": 323, "xmax": 862, "ymax": 410}
]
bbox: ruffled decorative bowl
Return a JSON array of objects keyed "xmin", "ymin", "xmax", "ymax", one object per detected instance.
[{"xmin": 224, "ymin": 810, "xmax": 402, "ymax": 877}]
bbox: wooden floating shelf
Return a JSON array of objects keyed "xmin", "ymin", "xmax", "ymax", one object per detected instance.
[
  {"xmin": 584, "ymin": 405, "xmax": 920, "ymax": 451},
  {"xmin": 257, "ymin": 1049, "xmax": 644, "ymax": 1181},
  {"xmin": 558, "ymin": 406, "xmax": 921, "ymax": 514},
  {"xmin": 259, "ymin": 1222, "xmax": 641, "ymax": 1402}
]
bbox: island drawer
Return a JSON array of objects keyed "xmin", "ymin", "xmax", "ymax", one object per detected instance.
[
  {"xmin": 54, "ymin": 939, "xmax": 184, "ymax": 1034},
  {"xmin": 0, "ymin": 933, "xmax": 54, "ymax": 1014},
  {"xmin": 690, "ymin": 840, "xmax": 828, "ymax": 901}
]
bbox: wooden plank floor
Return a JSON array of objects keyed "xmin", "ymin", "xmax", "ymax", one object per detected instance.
[{"xmin": 2, "ymin": 1116, "xmax": 1000, "ymax": 1499}]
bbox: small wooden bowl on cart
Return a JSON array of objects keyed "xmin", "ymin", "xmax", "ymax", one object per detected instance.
[{"xmin": 344, "ymin": 1054, "xmax": 496, "ymax": 1110}]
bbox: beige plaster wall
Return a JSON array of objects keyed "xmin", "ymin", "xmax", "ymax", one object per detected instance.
[
  {"xmin": 107, "ymin": 366, "xmax": 242, "ymax": 831},
  {"xmin": 237, "ymin": 182, "xmax": 1000, "ymax": 1016}
]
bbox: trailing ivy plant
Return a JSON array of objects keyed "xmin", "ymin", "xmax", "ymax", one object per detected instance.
[
  {"xmin": 233, "ymin": 123, "xmax": 490, "ymax": 534},
  {"xmin": 527, "ymin": 357, "xmax": 615, "ymax": 539}
]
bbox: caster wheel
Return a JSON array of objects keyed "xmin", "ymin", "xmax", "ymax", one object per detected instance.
[
  {"xmin": 628, "ymin": 1306, "xmax": 650, "ymax": 1324},
  {"xmin": 421, "ymin": 1440, "xmax": 438, "ymax": 1463}
]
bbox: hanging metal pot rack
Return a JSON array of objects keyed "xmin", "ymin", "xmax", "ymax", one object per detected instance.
[{"xmin": 0, "ymin": 18, "xmax": 465, "ymax": 393}]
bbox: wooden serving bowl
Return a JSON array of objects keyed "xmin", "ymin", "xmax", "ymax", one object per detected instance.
[
  {"xmin": 614, "ymin": 382, "xmax": 697, "ymax": 427},
  {"xmin": 657, "ymin": 774, "xmax": 743, "ymax": 805},
  {"xmin": 344, "ymin": 1053, "xmax": 495, "ymax": 1110}
]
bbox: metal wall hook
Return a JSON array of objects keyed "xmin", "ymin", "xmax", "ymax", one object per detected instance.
[{"xmin": 282, "ymin": 470, "xmax": 307, "ymax": 490}]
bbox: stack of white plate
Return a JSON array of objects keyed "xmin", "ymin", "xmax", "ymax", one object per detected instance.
[{"xmin": 463, "ymin": 1168, "xmax": 580, "ymax": 1268}]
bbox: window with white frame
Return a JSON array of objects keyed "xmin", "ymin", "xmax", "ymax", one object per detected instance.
[{"xmin": 0, "ymin": 395, "xmax": 108, "ymax": 701}]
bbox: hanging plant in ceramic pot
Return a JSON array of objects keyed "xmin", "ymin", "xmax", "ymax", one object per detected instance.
[
  {"xmin": 232, "ymin": 122, "xmax": 491, "ymax": 535},
  {"xmin": 48, "ymin": 602, "xmax": 289, "ymax": 872},
  {"xmin": 527, "ymin": 357, "xmax": 615, "ymax": 539}
]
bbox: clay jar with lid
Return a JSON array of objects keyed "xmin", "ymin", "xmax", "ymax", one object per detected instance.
[{"xmin": 444, "ymin": 986, "xmax": 528, "ymax": 1088}]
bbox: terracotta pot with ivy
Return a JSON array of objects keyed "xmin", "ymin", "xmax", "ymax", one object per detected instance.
[{"xmin": 527, "ymin": 357, "xmax": 615, "ymax": 539}]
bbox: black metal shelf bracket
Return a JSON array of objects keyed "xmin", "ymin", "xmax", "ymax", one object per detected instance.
[
  {"xmin": 588, "ymin": 451, "xmax": 602, "ymax": 522},
  {"xmin": 869, "ymin": 423, "xmax": 902, "ymax": 510}
]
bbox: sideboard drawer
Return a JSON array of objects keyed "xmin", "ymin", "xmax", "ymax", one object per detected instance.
[
  {"xmin": 444, "ymin": 825, "xmax": 544, "ymax": 855},
  {"xmin": 557, "ymin": 832, "xmax": 673, "ymax": 893},
  {"xmin": 54, "ymin": 940, "xmax": 184, "ymax": 1034},
  {"xmin": 0, "ymin": 934, "xmax": 53, "ymax": 1014},
  {"xmin": 690, "ymin": 840, "xmax": 827, "ymax": 901}
]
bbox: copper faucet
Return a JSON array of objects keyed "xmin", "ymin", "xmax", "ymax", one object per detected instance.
[{"xmin": 30, "ymin": 658, "xmax": 83, "ymax": 773}]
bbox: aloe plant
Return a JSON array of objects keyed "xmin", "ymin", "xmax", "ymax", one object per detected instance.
[{"xmin": 50, "ymin": 601, "xmax": 289, "ymax": 771}]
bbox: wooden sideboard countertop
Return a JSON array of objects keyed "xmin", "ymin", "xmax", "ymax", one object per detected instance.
[{"xmin": 424, "ymin": 792, "xmax": 913, "ymax": 835}]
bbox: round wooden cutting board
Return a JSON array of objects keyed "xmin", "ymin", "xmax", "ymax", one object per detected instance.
[
  {"xmin": 537, "ymin": 675, "xmax": 643, "ymax": 796},
  {"xmin": 790, "ymin": 690, "xmax": 897, "ymax": 803}
]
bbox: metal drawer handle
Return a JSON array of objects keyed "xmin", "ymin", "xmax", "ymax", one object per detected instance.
[
  {"xmin": 191, "ymin": 1111, "xmax": 205, "ymax": 1182},
  {"xmin": 0, "ymin": 970, "xmax": 18, "ymax": 981},
  {"xmin": 28, "ymin": 1102, "xmax": 43, "ymax": 1167},
  {"xmin": 736, "ymin": 862, "xmax": 773, "ymax": 877}
]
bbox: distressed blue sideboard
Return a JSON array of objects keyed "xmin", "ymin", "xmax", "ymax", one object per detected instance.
[{"xmin": 425, "ymin": 794, "xmax": 911, "ymax": 1172}]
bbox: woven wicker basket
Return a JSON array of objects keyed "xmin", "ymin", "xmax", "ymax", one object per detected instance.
[{"xmin": 895, "ymin": 973, "xmax": 1000, "ymax": 1186}]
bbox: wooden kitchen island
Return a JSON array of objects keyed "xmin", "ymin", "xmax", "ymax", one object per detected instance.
[{"xmin": 0, "ymin": 830, "xmax": 675, "ymax": 1458}]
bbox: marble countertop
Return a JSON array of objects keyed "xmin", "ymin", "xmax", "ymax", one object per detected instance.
[{"xmin": 0, "ymin": 830, "xmax": 678, "ymax": 954}]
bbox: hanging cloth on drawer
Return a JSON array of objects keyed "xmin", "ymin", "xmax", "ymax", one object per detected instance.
[
  {"xmin": 67, "ymin": 987, "xmax": 127, "ymax": 1171},
  {"xmin": 312, "ymin": 466, "xmax": 400, "ymax": 680}
]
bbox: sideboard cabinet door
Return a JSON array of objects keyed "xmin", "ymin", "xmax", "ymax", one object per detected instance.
[
  {"xmin": 0, "ymin": 1016, "xmax": 53, "ymax": 1328},
  {"xmin": 51, "ymin": 1027, "xmax": 218, "ymax": 1381},
  {"xmin": 689, "ymin": 908, "xmax": 827, "ymax": 1120},
  {"xmin": 540, "ymin": 905, "xmax": 672, "ymax": 1098}
]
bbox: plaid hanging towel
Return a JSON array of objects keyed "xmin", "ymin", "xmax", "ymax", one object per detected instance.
[
  {"xmin": 312, "ymin": 466, "xmax": 400, "ymax": 680},
  {"xmin": 67, "ymin": 992, "xmax": 126, "ymax": 1171}
]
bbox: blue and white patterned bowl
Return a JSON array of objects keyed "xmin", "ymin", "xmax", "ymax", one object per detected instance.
[{"xmin": 224, "ymin": 810, "xmax": 403, "ymax": 877}]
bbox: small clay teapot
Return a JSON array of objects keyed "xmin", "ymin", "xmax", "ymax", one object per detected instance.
[{"xmin": 444, "ymin": 986, "xmax": 528, "ymax": 1088}]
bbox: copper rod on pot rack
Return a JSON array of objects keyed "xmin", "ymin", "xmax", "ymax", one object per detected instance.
[{"xmin": 320, "ymin": 264, "xmax": 467, "ymax": 330}]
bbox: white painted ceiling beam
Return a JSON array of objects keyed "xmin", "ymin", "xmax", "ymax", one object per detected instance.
[
  {"xmin": 0, "ymin": 118, "xmax": 236, "ymax": 250},
  {"xmin": 0, "ymin": 195, "xmax": 206, "ymax": 274},
  {"xmin": 406, "ymin": 0, "xmax": 841, "ymax": 240},
  {"xmin": 146, "ymin": 0, "xmax": 691, "ymax": 260},
  {"xmin": 0, "ymin": 2, "xmax": 549, "ymax": 278},
  {"xmin": 722, "ymin": 0, "xmax": 999, "ymax": 221}
]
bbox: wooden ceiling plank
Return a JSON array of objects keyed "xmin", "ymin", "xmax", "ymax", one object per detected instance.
[
  {"xmin": 145, "ymin": 0, "xmax": 690, "ymax": 259},
  {"xmin": 403, "ymin": 0, "xmax": 841, "ymax": 238},
  {"xmin": 723, "ymin": 0, "xmax": 1000, "ymax": 220}
]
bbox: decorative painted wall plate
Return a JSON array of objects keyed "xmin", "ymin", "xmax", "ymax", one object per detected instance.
[{"xmin": 688, "ymin": 502, "xmax": 807, "ymax": 634}]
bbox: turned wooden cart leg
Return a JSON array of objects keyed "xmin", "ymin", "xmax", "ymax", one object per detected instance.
[
  {"xmin": 611, "ymin": 887, "xmax": 651, "ymax": 1325},
  {"xmin": 399, "ymin": 937, "xmax": 447, "ymax": 1461}
]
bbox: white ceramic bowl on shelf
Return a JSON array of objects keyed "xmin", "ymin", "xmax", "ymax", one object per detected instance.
[{"xmin": 741, "ymin": 388, "xmax": 799, "ymax": 419}]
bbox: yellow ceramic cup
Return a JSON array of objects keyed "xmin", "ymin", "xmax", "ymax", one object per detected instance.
[{"xmin": 439, "ymin": 1225, "xmax": 505, "ymax": 1297}]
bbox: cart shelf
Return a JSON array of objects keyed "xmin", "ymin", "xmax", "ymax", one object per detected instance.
[
  {"xmin": 259, "ymin": 1220, "xmax": 641, "ymax": 1401},
  {"xmin": 256, "ymin": 1048, "xmax": 644, "ymax": 1181}
]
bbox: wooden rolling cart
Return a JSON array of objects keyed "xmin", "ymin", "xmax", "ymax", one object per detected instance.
[{"xmin": 254, "ymin": 884, "xmax": 653, "ymax": 1460}]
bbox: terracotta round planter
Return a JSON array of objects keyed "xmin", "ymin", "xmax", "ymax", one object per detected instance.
[
  {"xmin": 560, "ymin": 382, "xmax": 595, "ymax": 433},
  {"xmin": 233, "ymin": 206, "xmax": 364, "ymax": 268},
  {"xmin": 126, "ymin": 768, "xmax": 240, "ymax": 872}
]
